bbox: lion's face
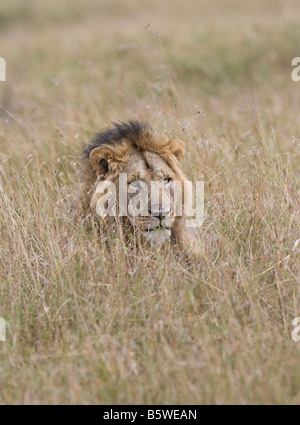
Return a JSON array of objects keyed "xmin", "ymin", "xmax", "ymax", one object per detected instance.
[
  {"xmin": 122, "ymin": 150, "xmax": 178, "ymax": 243},
  {"xmin": 89, "ymin": 135, "xmax": 186, "ymax": 244}
]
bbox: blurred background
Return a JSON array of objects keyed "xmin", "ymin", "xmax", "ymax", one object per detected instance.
[{"xmin": 1, "ymin": 0, "xmax": 300, "ymax": 145}]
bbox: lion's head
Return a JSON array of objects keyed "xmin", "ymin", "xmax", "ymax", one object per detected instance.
[{"xmin": 80, "ymin": 121, "xmax": 200, "ymax": 254}]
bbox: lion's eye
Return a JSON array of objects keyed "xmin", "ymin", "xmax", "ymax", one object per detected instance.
[
  {"xmin": 164, "ymin": 178, "xmax": 172, "ymax": 184},
  {"xmin": 128, "ymin": 180, "xmax": 141, "ymax": 190}
]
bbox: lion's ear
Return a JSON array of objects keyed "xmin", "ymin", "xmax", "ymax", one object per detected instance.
[
  {"xmin": 165, "ymin": 139, "xmax": 184, "ymax": 162},
  {"xmin": 89, "ymin": 144, "xmax": 129, "ymax": 175},
  {"xmin": 89, "ymin": 146, "xmax": 114, "ymax": 175}
]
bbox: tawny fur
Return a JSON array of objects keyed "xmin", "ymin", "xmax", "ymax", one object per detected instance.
[{"xmin": 76, "ymin": 121, "xmax": 201, "ymax": 261}]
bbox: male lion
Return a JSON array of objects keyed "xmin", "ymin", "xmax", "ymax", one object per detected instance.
[{"xmin": 78, "ymin": 121, "xmax": 201, "ymax": 260}]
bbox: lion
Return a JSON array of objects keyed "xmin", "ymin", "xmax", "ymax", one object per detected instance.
[{"xmin": 77, "ymin": 121, "xmax": 202, "ymax": 261}]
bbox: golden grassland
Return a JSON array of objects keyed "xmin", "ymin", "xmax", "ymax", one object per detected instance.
[{"xmin": 0, "ymin": 0, "xmax": 300, "ymax": 404}]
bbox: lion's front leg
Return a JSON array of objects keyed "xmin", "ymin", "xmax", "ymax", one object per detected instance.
[{"xmin": 171, "ymin": 217, "xmax": 203, "ymax": 264}]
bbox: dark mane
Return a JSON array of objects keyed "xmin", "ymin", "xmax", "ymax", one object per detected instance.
[{"xmin": 83, "ymin": 120, "xmax": 154, "ymax": 159}]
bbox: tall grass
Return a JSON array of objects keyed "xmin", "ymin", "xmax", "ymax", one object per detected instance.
[{"xmin": 0, "ymin": 0, "xmax": 299, "ymax": 404}]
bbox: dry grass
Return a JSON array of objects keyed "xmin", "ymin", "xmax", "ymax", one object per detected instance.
[{"xmin": 0, "ymin": 0, "xmax": 300, "ymax": 404}]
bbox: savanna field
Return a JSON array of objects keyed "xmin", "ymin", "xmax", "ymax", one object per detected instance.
[{"xmin": 0, "ymin": 0, "xmax": 300, "ymax": 404}]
